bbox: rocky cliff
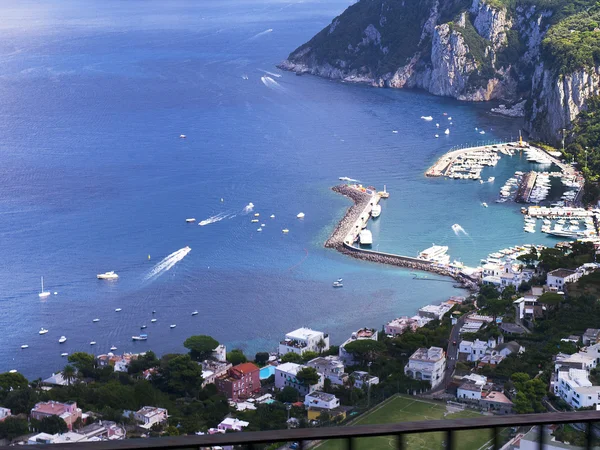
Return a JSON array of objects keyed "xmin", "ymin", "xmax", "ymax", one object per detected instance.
[{"xmin": 279, "ymin": 0, "xmax": 600, "ymax": 142}]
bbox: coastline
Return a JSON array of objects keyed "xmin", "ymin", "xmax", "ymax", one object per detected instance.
[{"xmin": 325, "ymin": 185, "xmax": 477, "ymax": 291}]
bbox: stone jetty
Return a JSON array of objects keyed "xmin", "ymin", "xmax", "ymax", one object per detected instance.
[{"xmin": 325, "ymin": 185, "xmax": 477, "ymax": 290}]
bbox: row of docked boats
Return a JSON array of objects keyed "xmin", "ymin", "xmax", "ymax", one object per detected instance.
[{"xmin": 481, "ymin": 244, "xmax": 546, "ymax": 265}]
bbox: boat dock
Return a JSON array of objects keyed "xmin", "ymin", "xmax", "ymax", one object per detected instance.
[
  {"xmin": 325, "ymin": 185, "xmax": 478, "ymax": 290},
  {"xmin": 515, "ymin": 171, "xmax": 537, "ymax": 203},
  {"xmin": 425, "ymin": 142, "xmax": 512, "ymax": 179}
]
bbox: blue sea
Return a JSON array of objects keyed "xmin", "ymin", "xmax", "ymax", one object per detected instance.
[{"xmin": 0, "ymin": 0, "xmax": 560, "ymax": 378}]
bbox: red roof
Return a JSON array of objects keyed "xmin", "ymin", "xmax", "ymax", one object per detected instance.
[{"xmin": 232, "ymin": 362, "xmax": 259, "ymax": 375}]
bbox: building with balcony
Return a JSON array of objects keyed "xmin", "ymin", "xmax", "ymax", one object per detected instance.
[
  {"xmin": 304, "ymin": 391, "xmax": 340, "ymax": 410},
  {"xmin": 384, "ymin": 316, "xmax": 431, "ymax": 337},
  {"xmin": 547, "ymin": 268, "xmax": 580, "ymax": 291},
  {"xmin": 201, "ymin": 360, "xmax": 232, "ymax": 388},
  {"xmin": 31, "ymin": 401, "xmax": 82, "ymax": 431},
  {"xmin": 417, "ymin": 302, "xmax": 454, "ymax": 320},
  {"xmin": 404, "ymin": 347, "xmax": 446, "ymax": 388},
  {"xmin": 215, "ymin": 362, "xmax": 260, "ymax": 401},
  {"xmin": 350, "ymin": 371, "xmax": 379, "ymax": 389},
  {"xmin": 306, "ymin": 356, "xmax": 346, "ymax": 385},
  {"xmin": 554, "ymin": 368, "xmax": 600, "ymax": 409},
  {"xmin": 275, "ymin": 362, "xmax": 323, "ymax": 396},
  {"xmin": 278, "ymin": 328, "xmax": 329, "ymax": 356},
  {"xmin": 133, "ymin": 406, "xmax": 168, "ymax": 430},
  {"xmin": 339, "ymin": 328, "xmax": 378, "ymax": 365}
]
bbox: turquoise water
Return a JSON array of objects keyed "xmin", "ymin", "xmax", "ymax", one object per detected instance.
[
  {"xmin": 260, "ymin": 365, "xmax": 276, "ymax": 380},
  {"xmin": 0, "ymin": 0, "xmax": 561, "ymax": 378}
]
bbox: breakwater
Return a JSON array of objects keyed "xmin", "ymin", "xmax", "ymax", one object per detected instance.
[{"xmin": 325, "ymin": 185, "xmax": 477, "ymax": 290}]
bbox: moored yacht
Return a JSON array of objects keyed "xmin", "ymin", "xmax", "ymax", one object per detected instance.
[
  {"xmin": 418, "ymin": 245, "xmax": 450, "ymax": 264},
  {"xmin": 58, "ymin": 336, "xmax": 67, "ymax": 344},
  {"xmin": 192, "ymin": 311, "xmax": 199, "ymax": 316},
  {"xmin": 39, "ymin": 328, "xmax": 48, "ymax": 335},
  {"xmin": 371, "ymin": 204, "xmax": 381, "ymax": 218},
  {"xmin": 38, "ymin": 276, "xmax": 51, "ymax": 299},
  {"xmin": 132, "ymin": 334, "xmax": 148, "ymax": 341},
  {"xmin": 97, "ymin": 271, "xmax": 119, "ymax": 280},
  {"xmin": 359, "ymin": 230, "xmax": 373, "ymax": 245}
]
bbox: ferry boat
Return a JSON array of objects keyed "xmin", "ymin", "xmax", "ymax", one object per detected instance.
[
  {"xmin": 371, "ymin": 204, "xmax": 381, "ymax": 218},
  {"xmin": 59, "ymin": 336, "xmax": 67, "ymax": 344},
  {"xmin": 359, "ymin": 230, "xmax": 373, "ymax": 245},
  {"xmin": 418, "ymin": 245, "xmax": 450, "ymax": 264},
  {"xmin": 132, "ymin": 334, "xmax": 148, "ymax": 341},
  {"xmin": 97, "ymin": 271, "xmax": 119, "ymax": 280},
  {"xmin": 39, "ymin": 328, "xmax": 48, "ymax": 335}
]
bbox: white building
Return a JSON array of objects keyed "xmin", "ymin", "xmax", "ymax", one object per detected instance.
[
  {"xmin": 350, "ymin": 371, "xmax": 379, "ymax": 389},
  {"xmin": 218, "ymin": 417, "xmax": 249, "ymax": 432},
  {"xmin": 547, "ymin": 268, "xmax": 580, "ymax": 290},
  {"xmin": 0, "ymin": 407, "xmax": 11, "ymax": 421},
  {"xmin": 133, "ymin": 406, "xmax": 168, "ymax": 430},
  {"xmin": 279, "ymin": 328, "xmax": 330, "ymax": 356},
  {"xmin": 513, "ymin": 296, "xmax": 543, "ymax": 320},
  {"xmin": 554, "ymin": 352, "xmax": 597, "ymax": 373},
  {"xmin": 304, "ymin": 391, "xmax": 340, "ymax": 410},
  {"xmin": 583, "ymin": 328, "xmax": 600, "ymax": 346},
  {"xmin": 418, "ymin": 302, "xmax": 454, "ymax": 320},
  {"xmin": 554, "ymin": 368, "xmax": 600, "ymax": 409},
  {"xmin": 339, "ymin": 328, "xmax": 378, "ymax": 364},
  {"xmin": 459, "ymin": 339, "xmax": 492, "ymax": 362},
  {"xmin": 274, "ymin": 362, "xmax": 323, "ymax": 396},
  {"xmin": 384, "ymin": 316, "xmax": 431, "ymax": 337},
  {"xmin": 212, "ymin": 344, "xmax": 227, "ymax": 362},
  {"xmin": 457, "ymin": 382, "xmax": 483, "ymax": 401},
  {"xmin": 404, "ymin": 347, "xmax": 446, "ymax": 388},
  {"xmin": 307, "ymin": 356, "xmax": 346, "ymax": 385},
  {"xmin": 28, "ymin": 432, "xmax": 91, "ymax": 445}
]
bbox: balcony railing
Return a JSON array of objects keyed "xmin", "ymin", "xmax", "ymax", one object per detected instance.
[{"xmin": 4, "ymin": 410, "xmax": 600, "ymax": 449}]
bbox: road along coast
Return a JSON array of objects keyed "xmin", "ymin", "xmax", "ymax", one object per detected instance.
[{"xmin": 325, "ymin": 184, "xmax": 477, "ymax": 290}]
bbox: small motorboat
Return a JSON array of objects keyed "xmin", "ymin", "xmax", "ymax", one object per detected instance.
[
  {"xmin": 297, "ymin": 212, "xmax": 305, "ymax": 219},
  {"xmin": 61, "ymin": 353, "xmax": 68, "ymax": 357},
  {"xmin": 90, "ymin": 341, "xmax": 96, "ymax": 345},
  {"xmin": 140, "ymin": 325, "xmax": 147, "ymax": 329},
  {"xmin": 39, "ymin": 328, "xmax": 48, "ymax": 335},
  {"xmin": 151, "ymin": 318, "xmax": 157, "ymax": 323},
  {"xmin": 270, "ymin": 214, "xmax": 275, "ymax": 218},
  {"xmin": 9, "ymin": 370, "xmax": 17, "ymax": 373},
  {"xmin": 254, "ymin": 213, "xmax": 260, "ymax": 217},
  {"xmin": 115, "ymin": 308, "xmax": 122, "ymax": 312},
  {"xmin": 333, "ymin": 281, "xmax": 343, "ymax": 288},
  {"xmin": 21, "ymin": 345, "xmax": 29, "ymax": 349},
  {"xmin": 152, "ymin": 310, "xmax": 156, "ymax": 314},
  {"xmin": 282, "ymin": 229, "xmax": 289, "ymax": 233},
  {"xmin": 482, "ymin": 202, "xmax": 488, "ymax": 208},
  {"xmin": 186, "ymin": 218, "xmax": 196, "ymax": 223},
  {"xmin": 261, "ymin": 223, "xmax": 266, "ymax": 227},
  {"xmin": 257, "ymin": 227, "xmax": 262, "ymax": 232},
  {"xmin": 251, "ymin": 219, "xmax": 259, "ymax": 223},
  {"xmin": 92, "ymin": 318, "xmax": 100, "ymax": 323},
  {"xmin": 192, "ymin": 311, "xmax": 199, "ymax": 316},
  {"xmin": 179, "ymin": 134, "xmax": 186, "ymax": 139},
  {"xmin": 132, "ymin": 334, "xmax": 148, "ymax": 341},
  {"xmin": 170, "ymin": 324, "xmax": 176, "ymax": 329},
  {"xmin": 59, "ymin": 336, "xmax": 67, "ymax": 344},
  {"xmin": 110, "ymin": 346, "xmax": 117, "ymax": 351},
  {"xmin": 435, "ymin": 134, "xmax": 439, "ymax": 138},
  {"xmin": 97, "ymin": 271, "xmax": 119, "ymax": 280}
]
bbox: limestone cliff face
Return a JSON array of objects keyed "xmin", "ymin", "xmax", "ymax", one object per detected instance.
[{"xmin": 280, "ymin": 0, "xmax": 600, "ymax": 140}]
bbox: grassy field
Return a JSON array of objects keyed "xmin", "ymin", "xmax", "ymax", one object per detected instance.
[{"xmin": 314, "ymin": 395, "xmax": 498, "ymax": 450}]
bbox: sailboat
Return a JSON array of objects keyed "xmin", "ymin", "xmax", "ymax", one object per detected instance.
[{"xmin": 38, "ymin": 277, "xmax": 50, "ymax": 298}]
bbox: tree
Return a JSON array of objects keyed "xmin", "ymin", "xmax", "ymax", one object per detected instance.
[
  {"xmin": 501, "ymin": 285, "xmax": 517, "ymax": 301},
  {"xmin": 300, "ymin": 351, "xmax": 319, "ymax": 362},
  {"xmin": 226, "ymin": 349, "xmax": 247, "ymax": 366},
  {"xmin": 316, "ymin": 338, "xmax": 327, "ymax": 354},
  {"xmin": 61, "ymin": 365, "xmax": 77, "ymax": 386},
  {"xmin": 68, "ymin": 352, "xmax": 96, "ymax": 378},
  {"xmin": 155, "ymin": 354, "xmax": 203, "ymax": 397},
  {"xmin": 0, "ymin": 417, "xmax": 28, "ymax": 440},
  {"xmin": 0, "ymin": 372, "xmax": 29, "ymax": 392},
  {"xmin": 281, "ymin": 352, "xmax": 302, "ymax": 363},
  {"xmin": 38, "ymin": 416, "xmax": 68, "ymax": 434},
  {"xmin": 277, "ymin": 386, "xmax": 299, "ymax": 403},
  {"xmin": 342, "ymin": 340, "xmax": 385, "ymax": 366},
  {"xmin": 486, "ymin": 299, "xmax": 510, "ymax": 322},
  {"xmin": 538, "ymin": 292, "xmax": 563, "ymax": 309},
  {"xmin": 183, "ymin": 335, "xmax": 219, "ymax": 361},
  {"xmin": 128, "ymin": 351, "xmax": 159, "ymax": 376},
  {"xmin": 295, "ymin": 367, "xmax": 320, "ymax": 387},
  {"xmin": 255, "ymin": 352, "xmax": 270, "ymax": 366}
]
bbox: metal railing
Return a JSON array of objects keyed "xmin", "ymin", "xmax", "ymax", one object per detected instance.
[{"xmin": 7, "ymin": 410, "xmax": 600, "ymax": 450}]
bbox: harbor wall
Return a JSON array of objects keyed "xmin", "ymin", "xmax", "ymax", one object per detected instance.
[{"xmin": 325, "ymin": 185, "xmax": 477, "ymax": 290}]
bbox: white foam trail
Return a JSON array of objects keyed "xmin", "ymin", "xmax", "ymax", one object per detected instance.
[
  {"xmin": 199, "ymin": 212, "xmax": 231, "ymax": 226},
  {"xmin": 452, "ymin": 224, "xmax": 468, "ymax": 236},
  {"xmin": 249, "ymin": 28, "xmax": 273, "ymax": 40},
  {"xmin": 244, "ymin": 202, "xmax": 254, "ymax": 213},
  {"xmin": 259, "ymin": 69, "xmax": 281, "ymax": 78},
  {"xmin": 145, "ymin": 246, "xmax": 191, "ymax": 280},
  {"xmin": 261, "ymin": 76, "xmax": 279, "ymax": 88}
]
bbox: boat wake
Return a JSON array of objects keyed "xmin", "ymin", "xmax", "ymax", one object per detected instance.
[
  {"xmin": 258, "ymin": 69, "xmax": 281, "ymax": 78},
  {"xmin": 261, "ymin": 76, "xmax": 284, "ymax": 91},
  {"xmin": 452, "ymin": 224, "xmax": 468, "ymax": 236},
  {"xmin": 249, "ymin": 28, "xmax": 273, "ymax": 40},
  {"xmin": 145, "ymin": 246, "xmax": 191, "ymax": 280},
  {"xmin": 243, "ymin": 202, "xmax": 254, "ymax": 213},
  {"xmin": 199, "ymin": 212, "xmax": 230, "ymax": 226}
]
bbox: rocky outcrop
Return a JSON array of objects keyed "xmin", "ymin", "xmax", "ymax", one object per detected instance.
[{"xmin": 470, "ymin": 0, "xmax": 511, "ymax": 50}]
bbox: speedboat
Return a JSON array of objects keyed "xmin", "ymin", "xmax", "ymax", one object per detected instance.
[
  {"xmin": 333, "ymin": 281, "xmax": 343, "ymax": 288},
  {"xmin": 254, "ymin": 213, "xmax": 260, "ymax": 217},
  {"xmin": 282, "ymin": 229, "xmax": 289, "ymax": 233},
  {"xmin": 482, "ymin": 202, "xmax": 488, "ymax": 208},
  {"xmin": 192, "ymin": 311, "xmax": 199, "ymax": 316},
  {"xmin": 151, "ymin": 318, "xmax": 157, "ymax": 323},
  {"xmin": 170, "ymin": 324, "xmax": 176, "ymax": 329},
  {"xmin": 110, "ymin": 346, "xmax": 117, "ymax": 351},
  {"xmin": 140, "ymin": 325, "xmax": 147, "ymax": 329},
  {"xmin": 132, "ymin": 334, "xmax": 148, "ymax": 341},
  {"xmin": 39, "ymin": 328, "xmax": 48, "ymax": 335},
  {"xmin": 21, "ymin": 344, "xmax": 29, "ymax": 349},
  {"xmin": 97, "ymin": 271, "xmax": 119, "ymax": 280},
  {"xmin": 297, "ymin": 212, "xmax": 305, "ymax": 219},
  {"xmin": 92, "ymin": 318, "xmax": 100, "ymax": 323},
  {"xmin": 186, "ymin": 218, "xmax": 196, "ymax": 223},
  {"xmin": 115, "ymin": 308, "xmax": 122, "ymax": 312},
  {"xmin": 251, "ymin": 219, "xmax": 259, "ymax": 223},
  {"xmin": 257, "ymin": 228, "xmax": 262, "ymax": 232},
  {"xmin": 90, "ymin": 341, "xmax": 96, "ymax": 345},
  {"xmin": 270, "ymin": 214, "xmax": 275, "ymax": 218},
  {"xmin": 59, "ymin": 336, "xmax": 67, "ymax": 344},
  {"xmin": 61, "ymin": 353, "xmax": 68, "ymax": 357},
  {"xmin": 261, "ymin": 223, "xmax": 266, "ymax": 227},
  {"xmin": 179, "ymin": 134, "xmax": 186, "ymax": 139}
]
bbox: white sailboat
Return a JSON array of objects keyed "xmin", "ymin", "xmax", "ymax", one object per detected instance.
[{"xmin": 38, "ymin": 277, "xmax": 50, "ymax": 298}]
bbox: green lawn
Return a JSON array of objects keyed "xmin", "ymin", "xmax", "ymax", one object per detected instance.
[{"xmin": 314, "ymin": 395, "xmax": 499, "ymax": 450}]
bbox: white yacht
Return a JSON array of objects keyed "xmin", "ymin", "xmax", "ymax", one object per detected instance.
[
  {"xmin": 170, "ymin": 324, "xmax": 176, "ymax": 329},
  {"xmin": 39, "ymin": 328, "xmax": 48, "ymax": 335},
  {"xmin": 59, "ymin": 336, "xmax": 67, "ymax": 344},
  {"xmin": 359, "ymin": 230, "xmax": 373, "ymax": 245},
  {"xmin": 192, "ymin": 311, "xmax": 199, "ymax": 316},
  {"xmin": 110, "ymin": 346, "xmax": 117, "ymax": 351},
  {"xmin": 38, "ymin": 276, "xmax": 51, "ymax": 298},
  {"xmin": 444, "ymin": 128, "xmax": 450, "ymax": 135},
  {"xmin": 115, "ymin": 308, "xmax": 122, "ymax": 312},
  {"xmin": 21, "ymin": 344, "xmax": 29, "ymax": 349},
  {"xmin": 92, "ymin": 318, "xmax": 100, "ymax": 323},
  {"xmin": 418, "ymin": 245, "xmax": 450, "ymax": 264},
  {"xmin": 97, "ymin": 271, "xmax": 119, "ymax": 280},
  {"xmin": 61, "ymin": 353, "xmax": 68, "ymax": 357},
  {"xmin": 132, "ymin": 334, "xmax": 148, "ymax": 341},
  {"xmin": 371, "ymin": 204, "xmax": 381, "ymax": 218},
  {"xmin": 151, "ymin": 318, "xmax": 157, "ymax": 323},
  {"xmin": 186, "ymin": 218, "xmax": 196, "ymax": 223},
  {"xmin": 297, "ymin": 212, "xmax": 305, "ymax": 219},
  {"xmin": 90, "ymin": 341, "xmax": 96, "ymax": 346}
]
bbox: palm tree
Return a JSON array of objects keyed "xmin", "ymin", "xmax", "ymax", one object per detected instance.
[
  {"xmin": 316, "ymin": 338, "xmax": 326, "ymax": 354},
  {"xmin": 61, "ymin": 365, "xmax": 76, "ymax": 386}
]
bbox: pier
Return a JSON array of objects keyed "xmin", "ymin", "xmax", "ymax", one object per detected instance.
[
  {"xmin": 325, "ymin": 185, "xmax": 477, "ymax": 290},
  {"xmin": 515, "ymin": 171, "xmax": 537, "ymax": 203}
]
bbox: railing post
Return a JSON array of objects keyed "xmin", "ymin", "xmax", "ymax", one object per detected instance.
[
  {"xmin": 396, "ymin": 433, "xmax": 404, "ymax": 450},
  {"xmin": 299, "ymin": 440, "xmax": 305, "ymax": 450},
  {"xmin": 493, "ymin": 426, "xmax": 500, "ymax": 450},
  {"xmin": 586, "ymin": 421, "xmax": 593, "ymax": 450},
  {"xmin": 539, "ymin": 424, "xmax": 544, "ymax": 450},
  {"xmin": 347, "ymin": 436, "xmax": 354, "ymax": 450},
  {"xmin": 446, "ymin": 429, "xmax": 453, "ymax": 450}
]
